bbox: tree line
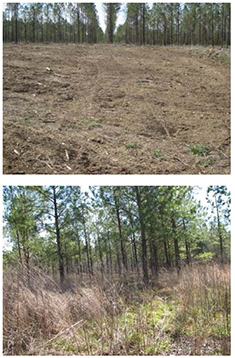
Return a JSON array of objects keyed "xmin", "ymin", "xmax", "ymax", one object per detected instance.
[
  {"xmin": 3, "ymin": 186, "xmax": 230, "ymax": 285},
  {"xmin": 3, "ymin": 3, "xmax": 103, "ymax": 44},
  {"xmin": 3, "ymin": 3, "xmax": 230, "ymax": 47}
]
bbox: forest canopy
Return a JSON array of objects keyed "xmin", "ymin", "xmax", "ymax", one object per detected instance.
[
  {"xmin": 3, "ymin": 3, "xmax": 231, "ymax": 47},
  {"xmin": 3, "ymin": 186, "xmax": 231, "ymax": 285}
]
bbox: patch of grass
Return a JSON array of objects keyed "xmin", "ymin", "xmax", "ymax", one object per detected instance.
[
  {"xmin": 82, "ymin": 116, "xmax": 104, "ymax": 129},
  {"xmin": 189, "ymin": 144, "xmax": 211, "ymax": 157},
  {"xmin": 219, "ymin": 53, "xmax": 230, "ymax": 65},
  {"xmin": 199, "ymin": 158, "xmax": 213, "ymax": 167},
  {"xmin": 125, "ymin": 143, "xmax": 137, "ymax": 149},
  {"xmin": 66, "ymin": 122, "xmax": 76, "ymax": 129},
  {"xmin": 153, "ymin": 149, "xmax": 163, "ymax": 158},
  {"xmin": 22, "ymin": 113, "xmax": 35, "ymax": 123},
  {"xmin": 88, "ymin": 123, "xmax": 102, "ymax": 129},
  {"xmin": 24, "ymin": 113, "xmax": 35, "ymax": 120}
]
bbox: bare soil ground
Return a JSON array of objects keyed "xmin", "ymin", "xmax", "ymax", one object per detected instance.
[{"xmin": 3, "ymin": 44, "xmax": 230, "ymax": 174}]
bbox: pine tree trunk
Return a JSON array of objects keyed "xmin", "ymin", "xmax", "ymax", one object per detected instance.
[
  {"xmin": 171, "ymin": 217, "xmax": 180, "ymax": 274},
  {"xmin": 52, "ymin": 186, "xmax": 65, "ymax": 284},
  {"xmin": 135, "ymin": 187, "xmax": 149, "ymax": 285}
]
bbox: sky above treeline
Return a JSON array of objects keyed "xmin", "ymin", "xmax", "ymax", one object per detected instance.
[{"xmin": 96, "ymin": 3, "xmax": 126, "ymax": 32}]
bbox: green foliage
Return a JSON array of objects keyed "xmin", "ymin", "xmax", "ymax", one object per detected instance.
[
  {"xmin": 82, "ymin": 116, "xmax": 103, "ymax": 128},
  {"xmin": 199, "ymin": 158, "xmax": 213, "ymax": 167},
  {"xmin": 189, "ymin": 144, "xmax": 211, "ymax": 156},
  {"xmin": 197, "ymin": 252, "xmax": 214, "ymax": 261},
  {"xmin": 3, "ymin": 185, "xmax": 231, "ymax": 288},
  {"xmin": 153, "ymin": 149, "xmax": 163, "ymax": 158},
  {"xmin": 125, "ymin": 142, "xmax": 137, "ymax": 149}
]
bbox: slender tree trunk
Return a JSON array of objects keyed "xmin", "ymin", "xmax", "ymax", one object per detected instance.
[
  {"xmin": 211, "ymin": 4, "xmax": 214, "ymax": 47},
  {"xmin": 171, "ymin": 216, "xmax": 180, "ymax": 274},
  {"xmin": 108, "ymin": 4, "xmax": 114, "ymax": 43},
  {"xmin": 142, "ymin": 4, "xmax": 146, "ymax": 45},
  {"xmin": 64, "ymin": 244, "xmax": 69, "ymax": 275},
  {"xmin": 170, "ymin": 4, "xmax": 173, "ymax": 45},
  {"xmin": 97, "ymin": 235, "xmax": 104, "ymax": 275},
  {"xmin": 183, "ymin": 219, "xmax": 191, "ymax": 265},
  {"xmin": 129, "ymin": 213, "xmax": 139, "ymax": 274},
  {"xmin": 24, "ymin": 20, "xmax": 27, "ymax": 42},
  {"xmin": 177, "ymin": 4, "xmax": 180, "ymax": 45},
  {"xmin": 15, "ymin": 5, "xmax": 18, "ymax": 44},
  {"xmin": 76, "ymin": 5, "xmax": 80, "ymax": 43},
  {"xmin": 227, "ymin": 6, "xmax": 230, "ymax": 48},
  {"xmin": 132, "ymin": 232, "xmax": 139, "ymax": 274},
  {"xmin": 149, "ymin": 236, "xmax": 158, "ymax": 277},
  {"xmin": 76, "ymin": 230, "xmax": 82, "ymax": 274},
  {"xmin": 115, "ymin": 241, "xmax": 122, "ymax": 276},
  {"xmin": 135, "ymin": 187, "xmax": 149, "ymax": 285},
  {"xmin": 215, "ymin": 194, "xmax": 224, "ymax": 263},
  {"xmin": 135, "ymin": 11, "xmax": 139, "ymax": 44},
  {"xmin": 81, "ymin": 208, "xmax": 92, "ymax": 276},
  {"xmin": 16, "ymin": 231, "xmax": 23, "ymax": 265},
  {"xmin": 52, "ymin": 186, "xmax": 65, "ymax": 284},
  {"xmin": 160, "ymin": 210, "xmax": 171, "ymax": 268},
  {"xmin": 108, "ymin": 236, "xmax": 113, "ymax": 276},
  {"xmin": 114, "ymin": 192, "xmax": 128, "ymax": 271},
  {"xmin": 41, "ymin": 18, "xmax": 44, "ymax": 43}
]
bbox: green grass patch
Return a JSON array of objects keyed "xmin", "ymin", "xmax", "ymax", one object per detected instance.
[
  {"xmin": 189, "ymin": 144, "xmax": 211, "ymax": 157},
  {"xmin": 125, "ymin": 143, "xmax": 137, "ymax": 149},
  {"xmin": 153, "ymin": 149, "xmax": 163, "ymax": 158},
  {"xmin": 199, "ymin": 158, "xmax": 213, "ymax": 167},
  {"xmin": 81, "ymin": 116, "xmax": 104, "ymax": 129},
  {"xmin": 45, "ymin": 296, "xmax": 175, "ymax": 355},
  {"xmin": 23, "ymin": 113, "xmax": 35, "ymax": 121}
]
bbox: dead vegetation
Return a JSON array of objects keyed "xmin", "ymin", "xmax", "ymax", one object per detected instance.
[
  {"xmin": 3, "ymin": 262, "xmax": 230, "ymax": 355},
  {"xmin": 3, "ymin": 44, "xmax": 230, "ymax": 174}
]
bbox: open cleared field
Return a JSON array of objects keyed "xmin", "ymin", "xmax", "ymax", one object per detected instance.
[{"xmin": 3, "ymin": 44, "xmax": 230, "ymax": 174}]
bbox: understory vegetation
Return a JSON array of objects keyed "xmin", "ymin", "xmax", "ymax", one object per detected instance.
[
  {"xmin": 3, "ymin": 263, "xmax": 230, "ymax": 355},
  {"xmin": 3, "ymin": 186, "xmax": 231, "ymax": 355}
]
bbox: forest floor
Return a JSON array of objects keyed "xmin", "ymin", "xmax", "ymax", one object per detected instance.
[
  {"xmin": 3, "ymin": 44, "xmax": 230, "ymax": 174},
  {"xmin": 3, "ymin": 263, "xmax": 230, "ymax": 355}
]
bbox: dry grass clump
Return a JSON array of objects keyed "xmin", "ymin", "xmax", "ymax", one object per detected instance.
[
  {"xmin": 159, "ymin": 262, "xmax": 230, "ymax": 355},
  {"xmin": 3, "ymin": 266, "xmax": 121, "ymax": 355}
]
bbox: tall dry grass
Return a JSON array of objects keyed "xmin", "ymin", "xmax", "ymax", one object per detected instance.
[
  {"xmin": 3, "ymin": 265, "xmax": 126, "ymax": 355},
  {"xmin": 158, "ymin": 262, "xmax": 231, "ymax": 355}
]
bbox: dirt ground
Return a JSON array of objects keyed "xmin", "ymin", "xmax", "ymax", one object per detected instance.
[{"xmin": 3, "ymin": 44, "xmax": 230, "ymax": 174}]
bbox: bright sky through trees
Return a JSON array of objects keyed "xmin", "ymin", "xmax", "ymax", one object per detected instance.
[{"xmin": 96, "ymin": 3, "xmax": 126, "ymax": 32}]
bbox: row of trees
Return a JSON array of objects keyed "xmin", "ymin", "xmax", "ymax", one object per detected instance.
[
  {"xmin": 117, "ymin": 3, "xmax": 231, "ymax": 46},
  {"xmin": 3, "ymin": 186, "xmax": 230, "ymax": 285},
  {"xmin": 3, "ymin": 3, "xmax": 230, "ymax": 47},
  {"xmin": 3, "ymin": 3, "xmax": 104, "ymax": 44}
]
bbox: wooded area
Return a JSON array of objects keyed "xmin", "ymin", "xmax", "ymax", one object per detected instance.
[
  {"xmin": 3, "ymin": 186, "xmax": 231, "ymax": 283},
  {"xmin": 3, "ymin": 3, "xmax": 231, "ymax": 47},
  {"xmin": 3, "ymin": 186, "xmax": 231, "ymax": 355}
]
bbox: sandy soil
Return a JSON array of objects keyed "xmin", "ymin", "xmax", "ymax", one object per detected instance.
[{"xmin": 3, "ymin": 44, "xmax": 230, "ymax": 174}]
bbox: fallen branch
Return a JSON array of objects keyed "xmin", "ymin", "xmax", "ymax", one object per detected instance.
[
  {"xmin": 54, "ymin": 72, "xmax": 70, "ymax": 78},
  {"xmin": 44, "ymin": 320, "xmax": 85, "ymax": 346},
  {"xmin": 212, "ymin": 148, "xmax": 229, "ymax": 159},
  {"xmin": 173, "ymin": 156, "xmax": 188, "ymax": 166}
]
